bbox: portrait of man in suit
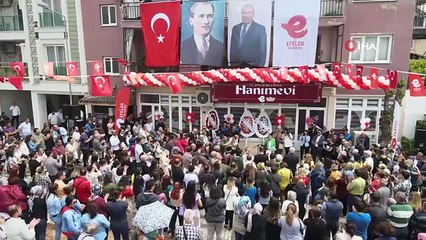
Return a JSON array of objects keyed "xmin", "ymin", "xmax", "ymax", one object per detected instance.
[
  {"xmin": 230, "ymin": 4, "xmax": 267, "ymax": 67},
  {"xmin": 181, "ymin": 2, "xmax": 224, "ymax": 66}
]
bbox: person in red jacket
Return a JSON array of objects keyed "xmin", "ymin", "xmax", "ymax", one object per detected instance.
[{"xmin": 73, "ymin": 168, "xmax": 91, "ymax": 204}]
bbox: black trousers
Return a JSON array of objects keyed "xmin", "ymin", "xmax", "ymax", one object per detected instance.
[
  {"xmin": 225, "ymin": 210, "xmax": 234, "ymax": 228},
  {"xmin": 81, "ymin": 149, "xmax": 91, "ymax": 167},
  {"xmin": 11, "ymin": 115, "xmax": 19, "ymax": 128},
  {"xmin": 300, "ymin": 146, "xmax": 310, "ymax": 160}
]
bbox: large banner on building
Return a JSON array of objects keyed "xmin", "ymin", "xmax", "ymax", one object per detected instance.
[
  {"xmin": 391, "ymin": 101, "xmax": 401, "ymax": 156},
  {"xmin": 272, "ymin": 0, "xmax": 320, "ymax": 67},
  {"xmin": 114, "ymin": 87, "xmax": 131, "ymax": 131},
  {"xmin": 180, "ymin": 0, "xmax": 225, "ymax": 66},
  {"xmin": 227, "ymin": 0, "xmax": 272, "ymax": 67}
]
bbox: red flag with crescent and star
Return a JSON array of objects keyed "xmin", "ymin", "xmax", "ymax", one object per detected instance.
[
  {"xmin": 163, "ymin": 73, "xmax": 182, "ymax": 94},
  {"xmin": 91, "ymin": 61, "xmax": 104, "ymax": 75},
  {"xmin": 66, "ymin": 62, "xmax": 79, "ymax": 77},
  {"xmin": 10, "ymin": 62, "xmax": 25, "ymax": 77},
  {"xmin": 90, "ymin": 75, "xmax": 112, "ymax": 96},
  {"xmin": 140, "ymin": 1, "xmax": 180, "ymax": 67}
]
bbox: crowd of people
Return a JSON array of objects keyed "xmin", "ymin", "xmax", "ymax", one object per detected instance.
[{"xmin": 0, "ymin": 110, "xmax": 425, "ymax": 240}]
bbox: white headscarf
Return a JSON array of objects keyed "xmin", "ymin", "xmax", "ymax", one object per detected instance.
[{"xmin": 247, "ymin": 203, "xmax": 263, "ymax": 233}]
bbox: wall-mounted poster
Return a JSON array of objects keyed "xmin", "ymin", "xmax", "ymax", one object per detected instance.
[
  {"xmin": 180, "ymin": 0, "xmax": 225, "ymax": 66},
  {"xmin": 227, "ymin": 0, "xmax": 272, "ymax": 67}
]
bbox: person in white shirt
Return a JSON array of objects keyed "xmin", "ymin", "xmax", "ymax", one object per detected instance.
[
  {"xmin": 283, "ymin": 127, "xmax": 294, "ymax": 155},
  {"xmin": 135, "ymin": 137, "xmax": 144, "ymax": 164},
  {"xmin": 145, "ymin": 117, "xmax": 155, "ymax": 133},
  {"xmin": 47, "ymin": 111, "xmax": 58, "ymax": 126},
  {"xmin": 364, "ymin": 150, "xmax": 374, "ymax": 172},
  {"xmin": 18, "ymin": 118, "xmax": 32, "ymax": 138},
  {"xmin": 52, "ymin": 124, "xmax": 68, "ymax": 145},
  {"xmin": 109, "ymin": 130, "xmax": 121, "ymax": 154},
  {"xmin": 9, "ymin": 101, "xmax": 20, "ymax": 128},
  {"xmin": 4, "ymin": 204, "xmax": 40, "ymax": 240},
  {"xmin": 56, "ymin": 109, "xmax": 65, "ymax": 127}
]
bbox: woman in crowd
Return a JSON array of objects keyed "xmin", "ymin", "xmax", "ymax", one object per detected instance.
[
  {"xmin": 205, "ymin": 185, "xmax": 226, "ymax": 240},
  {"xmin": 4, "ymin": 204, "xmax": 40, "ymax": 240},
  {"xmin": 278, "ymin": 203, "xmax": 304, "ymax": 240},
  {"xmin": 233, "ymin": 192, "xmax": 251, "ymax": 240},
  {"xmin": 246, "ymin": 203, "xmax": 266, "ymax": 240},
  {"xmin": 223, "ymin": 176, "xmax": 238, "ymax": 230},
  {"xmin": 61, "ymin": 196, "xmax": 82, "ymax": 240},
  {"xmin": 28, "ymin": 186, "xmax": 48, "ymax": 240},
  {"xmin": 182, "ymin": 181, "xmax": 202, "ymax": 228},
  {"xmin": 264, "ymin": 197, "xmax": 281, "ymax": 240},
  {"xmin": 336, "ymin": 222, "xmax": 363, "ymax": 240},
  {"xmin": 80, "ymin": 202, "xmax": 110, "ymax": 240},
  {"xmin": 46, "ymin": 183, "xmax": 62, "ymax": 240}
]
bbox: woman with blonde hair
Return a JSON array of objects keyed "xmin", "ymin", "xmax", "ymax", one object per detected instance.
[
  {"xmin": 223, "ymin": 177, "xmax": 238, "ymax": 230},
  {"xmin": 303, "ymin": 154, "xmax": 314, "ymax": 170},
  {"xmin": 409, "ymin": 191, "xmax": 422, "ymax": 212},
  {"xmin": 278, "ymin": 203, "xmax": 304, "ymax": 240}
]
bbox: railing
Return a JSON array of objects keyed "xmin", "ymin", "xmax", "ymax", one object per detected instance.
[
  {"xmin": 415, "ymin": 3, "xmax": 426, "ymax": 28},
  {"xmin": 0, "ymin": 63, "xmax": 29, "ymax": 81},
  {"xmin": 122, "ymin": 2, "xmax": 140, "ymax": 20},
  {"xmin": 38, "ymin": 12, "xmax": 65, "ymax": 27},
  {"xmin": 124, "ymin": 0, "xmax": 343, "ymax": 21},
  {"xmin": 53, "ymin": 65, "xmax": 67, "ymax": 75},
  {"xmin": 0, "ymin": 16, "xmax": 23, "ymax": 31}
]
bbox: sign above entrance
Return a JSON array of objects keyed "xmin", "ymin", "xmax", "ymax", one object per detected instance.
[{"xmin": 211, "ymin": 83, "xmax": 322, "ymax": 103}]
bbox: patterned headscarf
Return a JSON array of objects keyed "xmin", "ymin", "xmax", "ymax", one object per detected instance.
[
  {"xmin": 234, "ymin": 196, "xmax": 251, "ymax": 219},
  {"xmin": 92, "ymin": 184, "xmax": 102, "ymax": 196}
]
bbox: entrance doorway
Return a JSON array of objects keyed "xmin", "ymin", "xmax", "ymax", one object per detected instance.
[{"xmin": 298, "ymin": 109, "xmax": 326, "ymax": 135}]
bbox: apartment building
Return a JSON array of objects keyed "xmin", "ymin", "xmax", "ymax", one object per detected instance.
[{"xmin": 0, "ymin": 0, "xmax": 417, "ymax": 142}]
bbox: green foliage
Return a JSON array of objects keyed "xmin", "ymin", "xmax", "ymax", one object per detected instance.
[
  {"xmin": 409, "ymin": 60, "xmax": 426, "ymax": 85},
  {"xmin": 401, "ymin": 136, "xmax": 418, "ymax": 155},
  {"xmin": 417, "ymin": 120, "xmax": 426, "ymax": 129}
]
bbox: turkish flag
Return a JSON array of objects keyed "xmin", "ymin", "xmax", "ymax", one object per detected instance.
[
  {"xmin": 332, "ymin": 62, "xmax": 342, "ymax": 79},
  {"xmin": 345, "ymin": 64, "xmax": 353, "ymax": 77},
  {"xmin": 387, "ymin": 70, "xmax": 398, "ymax": 89},
  {"xmin": 164, "ymin": 73, "xmax": 182, "ymax": 94},
  {"xmin": 140, "ymin": 1, "xmax": 180, "ymax": 67},
  {"xmin": 90, "ymin": 75, "xmax": 113, "ymax": 96},
  {"xmin": 92, "ymin": 61, "xmax": 104, "ymax": 75},
  {"xmin": 114, "ymin": 87, "xmax": 131, "ymax": 131},
  {"xmin": 355, "ymin": 65, "xmax": 363, "ymax": 84},
  {"xmin": 298, "ymin": 66, "xmax": 309, "ymax": 83},
  {"xmin": 8, "ymin": 77, "xmax": 23, "ymax": 90},
  {"xmin": 43, "ymin": 62, "xmax": 54, "ymax": 77},
  {"xmin": 408, "ymin": 73, "xmax": 426, "ymax": 96},
  {"xmin": 66, "ymin": 62, "xmax": 79, "ymax": 76},
  {"xmin": 10, "ymin": 62, "xmax": 25, "ymax": 77},
  {"xmin": 370, "ymin": 68, "xmax": 379, "ymax": 89}
]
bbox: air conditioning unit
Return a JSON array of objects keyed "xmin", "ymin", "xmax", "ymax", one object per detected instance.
[
  {"xmin": 0, "ymin": 0, "xmax": 12, "ymax": 7},
  {"xmin": 195, "ymin": 89, "xmax": 211, "ymax": 106}
]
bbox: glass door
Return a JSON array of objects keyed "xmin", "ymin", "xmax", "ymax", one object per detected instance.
[{"xmin": 298, "ymin": 109, "xmax": 325, "ymax": 133}]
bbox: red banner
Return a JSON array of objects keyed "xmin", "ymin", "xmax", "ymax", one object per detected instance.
[
  {"xmin": 408, "ymin": 73, "xmax": 426, "ymax": 97},
  {"xmin": 114, "ymin": 87, "xmax": 131, "ymax": 131},
  {"xmin": 211, "ymin": 83, "xmax": 322, "ymax": 103}
]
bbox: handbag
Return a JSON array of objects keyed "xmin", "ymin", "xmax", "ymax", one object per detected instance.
[{"xmin": 298, "ymin": 218, "xmax": 304, "ymax": 236}]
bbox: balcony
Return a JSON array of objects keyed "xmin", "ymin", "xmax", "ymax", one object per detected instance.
[
  {"xmin": 122, "ymin": 0, "xmax": 343, "ymax": 21},
  {"xmin": 0, "ymin": 62, "xmax": 29, "ymax": 82},
  {"xmin": 414, "ymin": 1, "xmax": 426, "ymax": 38},
  {"xmin": 0, "ymin": 16, "xmax": 23, "ymax": 31},
  {"xmin": 38, "ymin": 12, "xmax": 65, "ymax": 28}
]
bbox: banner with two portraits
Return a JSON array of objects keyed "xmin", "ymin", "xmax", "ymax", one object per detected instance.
[{"xmin": 227, "ymin": 0, "xmax": 272, "ymax": 67}]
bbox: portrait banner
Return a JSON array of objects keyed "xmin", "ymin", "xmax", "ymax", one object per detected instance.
[
  {"xmin": 180, "ymin": 0, "xmax": 225, "ymax": 66},
  {"xmin": 272, "ymin": 0, "xmax": 320, "ymax": 67},
  {"xmin": 228, "ymin": 0, "xmax": 272, "ymax": 67}
]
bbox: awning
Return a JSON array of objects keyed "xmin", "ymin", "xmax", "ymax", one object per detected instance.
[{"xmin": 78, "ymin": 94, "xmax": 136, "ymax": 107}]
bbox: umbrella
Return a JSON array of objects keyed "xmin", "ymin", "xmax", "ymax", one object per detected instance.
[{"xmin": 133, "ymin": 201, "xmax": 174, "ymax": 233}]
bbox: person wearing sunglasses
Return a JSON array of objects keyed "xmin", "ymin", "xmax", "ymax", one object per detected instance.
[{"xmin": 61, "ymin": 196, "xmax": 82, "ymax": 240}]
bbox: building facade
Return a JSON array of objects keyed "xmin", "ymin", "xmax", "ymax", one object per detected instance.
[{"xmin": 0, "ymin": 0, "xmax": 418, "ymax": 144}]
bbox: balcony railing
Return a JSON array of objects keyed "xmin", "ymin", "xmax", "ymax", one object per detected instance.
[
  {"xmin": 53, "ymin": 65, "xmax": 67, "ymax": 75},
  {"xmin": 122, "ymin": 2, "xmax": 140, "ymax": 20},
  {"xmin": 0, "ymin": 63, "xmax": 29, "ymax": 81},
  {"xmin": 124, "ymin": 0, "xmax": 343, "ymax": 21},
  {"xmin": 415, "ymin": 3, "xmax": 426, "ymax": 28},
  {"xmin": 0, "ymin": 16, "xmax": 23, "ymax": 31},
  {"xmin": 38, "ymin": 12, "xmax": 65, "ymax": 27}
]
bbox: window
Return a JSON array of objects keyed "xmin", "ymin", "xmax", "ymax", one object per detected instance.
[
  {"xmin": 100, "ymin": 5, "xmax": 117, "ymax": 26},
  {"xmin": 349, "ymin": 35, "xmax": 392, "ymax": 63},
  {"xmin": 103, "ymin": 57, "xmax": 119, "ymax": 74},
  {"xmin": 46, "ymin": 45, "xmax": 66, "ymax": 75}
]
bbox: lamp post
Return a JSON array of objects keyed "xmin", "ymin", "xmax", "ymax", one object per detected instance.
[{"xmin": 38, "ymin": 2, "xmax": 73, "ymax": 105}]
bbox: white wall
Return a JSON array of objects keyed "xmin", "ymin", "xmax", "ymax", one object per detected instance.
[
  {"xmin": 31, "ymin": 92, "xmax": 47, "ymax": 128},
  {"xmin": 0, "ymin": 90, "xmax": 33, "ymax": 122},
  {"xmin": 401, "ymin": 90, "xmax": 426, "ymax": 138}
]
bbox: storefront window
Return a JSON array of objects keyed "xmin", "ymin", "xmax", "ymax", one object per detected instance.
[
  {"xmin": 365, "ymin": 110, "xmax": 378, "ymax": 131},
  {"xmin": 192, "ymin": 107, "xmax": 200, "ymax": 130},
  {"xmin": 335, "ymin": 110, "xmax": 349, "ymax": 129},
  {"xmin": 248, "ymin": 108, "xmax": 260, "ymax": 119},
  {"xmin": 282, "ymin": 108, "xmax": 296, "ymax": 132},
  {"xmin": 350, "ymin": 111, "xmax": 362, "ymax": 131},
  {"xmin": 141, "ymin": 105, "xmax": 152, "ymax": 119},
  {"xmin": 171, "ymin": 107, "xmax": 180, "ymax": 132},
  {"xmin": 265, "ymin": 109, "xmax": 279, "ymax": 129},
  {"xmin": 182, "ymin": 107, "xmax": 190, "ymax": 132},
  {"xmin": 141, "ymin": 94, "xmax": 159, "ymax": 103},
  {"xmin": 230, "ymin": 107, "xmax": 244, "ymax": 124},
  {"xmin": 215, "ymin": 108, "xmax": 228, "ymax": 125}
]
